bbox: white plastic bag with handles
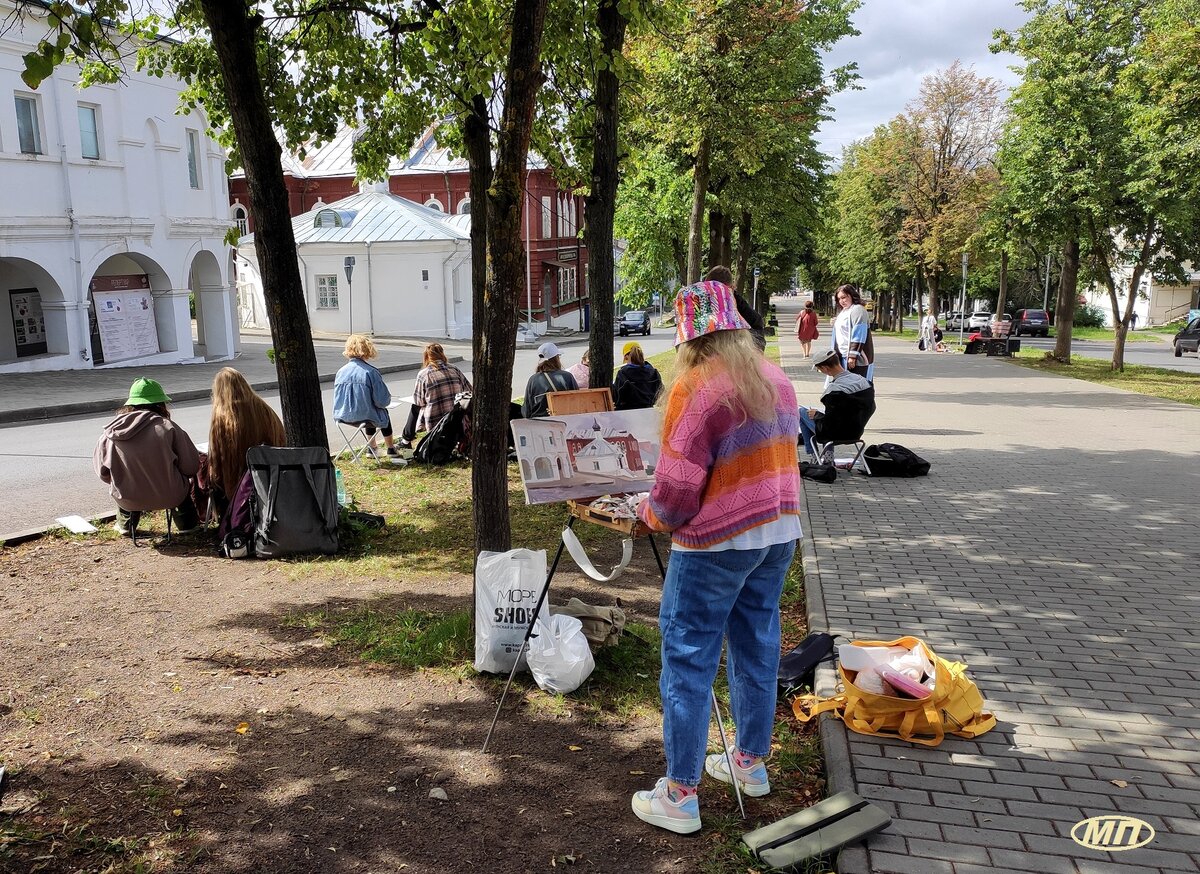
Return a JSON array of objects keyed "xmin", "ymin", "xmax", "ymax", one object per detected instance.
[
  {"xmin": 526, "ymin": 614, "xmax": 595, "ymax": 694},
  {"xmin": 474, "ymin": 548, "xmax": 548, "ymax": 674}
]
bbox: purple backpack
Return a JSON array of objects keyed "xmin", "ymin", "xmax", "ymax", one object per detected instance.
[{"xmin": 218, "ymin": 469, "xmax": 255, "ymax": 558}]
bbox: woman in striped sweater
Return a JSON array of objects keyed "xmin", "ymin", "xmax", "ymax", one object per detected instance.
[{"xmin": 631, "ymin": 281, "xmax": 801, "ymax": 835}]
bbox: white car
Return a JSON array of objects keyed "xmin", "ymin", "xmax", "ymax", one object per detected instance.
[{"xmin": 967, "ymin": 312, "xmax": 992, "ymax": 331}]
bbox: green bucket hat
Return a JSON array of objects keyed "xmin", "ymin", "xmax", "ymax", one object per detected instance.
[{"xmin": 126, "ymin": 377, "xmax": 171, "ymax": 406}]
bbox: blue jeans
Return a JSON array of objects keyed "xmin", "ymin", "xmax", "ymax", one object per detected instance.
[
  {"xmin": 797, "ymin": 406, "xmax": 820, "ymax": 456},
  {"xmin": 658, "ymin": 540, "xmax": 797, "ymax": 786}
]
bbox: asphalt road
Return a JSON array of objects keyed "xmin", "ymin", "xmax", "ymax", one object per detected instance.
[
  {"xmin": 1018, "ymin": 334, "xmax": 1200, "ymax": 373},
  {"xmin": 0, "ymin": 331, "xmax": 678, "ymax": 539}
]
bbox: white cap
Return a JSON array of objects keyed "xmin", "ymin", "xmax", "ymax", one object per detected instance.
[{"xmin": 537, "ymin": 341, "xmax": 561, "ymax": 359}]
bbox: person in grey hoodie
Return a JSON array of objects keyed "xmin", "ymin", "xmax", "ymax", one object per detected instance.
[{"xmin": 94, "ymin": 378, "xmax": 201, "ymax": 535}]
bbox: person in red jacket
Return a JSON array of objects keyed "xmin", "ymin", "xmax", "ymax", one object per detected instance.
[{"xmin": 795, "ymin": 299, "xmax": 820, "ymax": 357}]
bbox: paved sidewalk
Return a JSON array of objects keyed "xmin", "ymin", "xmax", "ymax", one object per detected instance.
[
  {"xmin": 0, "ymin": 338, "xmax": 427, "ymax": 425},
  {"xmin": 777, "ymin": 302, "xmax": 1200, "ymax": 874}
]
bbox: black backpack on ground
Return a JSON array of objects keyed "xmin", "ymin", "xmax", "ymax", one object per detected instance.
[
  {"xmin": 863, "ymin": 443, "xmax": 931, "ymax": 478},
  {"xmin": 800, "ymin": 461, "xmax": 838, "ymax": 483},
  {"xmin": 413, "ymin": 393, "xmax": 471, "ymax": 465},
  {"xmin": 246, "ymin": 446, "xmax": 339, "ymax": 557}
]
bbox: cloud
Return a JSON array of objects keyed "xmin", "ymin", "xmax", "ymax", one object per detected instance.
[{"xmin": 817, "ymin": 0, "xmax": 1030, "ymax": 159}]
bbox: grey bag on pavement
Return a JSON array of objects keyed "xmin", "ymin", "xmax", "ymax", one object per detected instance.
[{"xmin": 246, "ymin": 446, "xmax": 339, "ymax": 558}]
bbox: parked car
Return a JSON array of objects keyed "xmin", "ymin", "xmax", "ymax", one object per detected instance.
[
  {"xmin": 943, "ymin": 311, "xmax": 962, "ymax": 331},
  {"xmin": 1173, "ymin": 317, "xmax": 1200, "ymax": 357},
  {"xmin": 1012, "ymin": 308, "xmax": 1051, "ymax": 337},
  {"xmin": 967, "ymin": 311, "xmax": 993, "ymax": 331},
  {"xmin": 618, "ymin": 310, "xmax": 651, "ymax": 336}
]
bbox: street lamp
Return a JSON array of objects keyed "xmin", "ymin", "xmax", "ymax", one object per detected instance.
[
  {"xmin": 958, "ymin": 251, "xmax": 968, "ymax": 346},
  {"xmin": 344, "ymin": 256, "xmax": 356, "ymax": 335}
]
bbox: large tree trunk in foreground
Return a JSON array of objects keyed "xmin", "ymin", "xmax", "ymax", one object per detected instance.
[
  {"xmin": 200, "ymin": 0, "xmax": 326, "ymax": 449},
  {"xmin": 584, "ymin": 0, "xmax": 627, "ymax": 390},
  {"xmin": 472, "ymin": 0, "xmax": 549, "ymax": 555},
  {"xmin": 686, "ymin": 135, "xmax": 710, "ymax": 284},
  {"xmin": 1052, "ymin": 235, "xmax": 1080, "ymax": 362},
  {"xmin": 464, "ymin": 95, "xmax": 492, "ymax": 347}
]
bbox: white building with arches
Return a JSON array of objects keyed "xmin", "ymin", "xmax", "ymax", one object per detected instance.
[{"xmin": 0, "ymin": 2, "xmax": 235, "ymax": 373}]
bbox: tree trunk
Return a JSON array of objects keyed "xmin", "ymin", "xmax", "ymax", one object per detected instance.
[
  {"xmin": 720, "ymin": 213, "xmax": 734, "ymax": 267},
  {"xmin": 996, "ymin": 248, "xmax": 1008, "ymax": 325},
  {"xmin": 686, "ymin": 135, "xmax": 710, "ymax": 283},
  {"xmin": 199, "ymin": 0, "xmax": 326, "ymax": 449},
  {"xmin": 583, "ymin": 0, "xmax": 627, "ymax": 390},
  {"xmin": 472, "ymin": 0, "xmax": 549, "ymax": 555},
  {"xmin": 735, "ymin": 211, "xmax": 751, "ymax": 298},
  {"xmin": 925, "ymin": 268, "xmax": 940, "ymax": 319},
  {"xmin": 1052, "ymin": 235, "xmax": 1080, "ymax": 362},
  {"xmin": 463, "ymin": 93, "xmax": 492, "ymax": 370},
  {"xmin": 707, "ymin": 208, "xmax": 723, "ymax": 271}
]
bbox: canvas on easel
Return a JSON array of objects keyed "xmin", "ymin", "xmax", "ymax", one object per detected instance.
[{"xmin": 509, "ymin": 406, "xmax": 662, "ymax": 505}]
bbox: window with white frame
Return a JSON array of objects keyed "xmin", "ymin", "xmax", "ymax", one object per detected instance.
[
  {"xmin": 557, "ymin": 266, "xmax": 576, "ymax": 304},
  {"xmin": 232, "ymin": 205, "xmax": 248, "ymax": 236},
  {"xmin": 316, "ymin": 274, "xmax": 339, "ymax": 309},
  {"xmin": 541, "ymin": 196, "xmax": 553, "ymax": 239},
  {"xmin": 424, "ymin": 198, "xmax": 444, "ymax": 212},
  {"xmin": 78, "ymin": 104, "xmax": 100, "ymax": 159},
  {"xmin": 186, "ymin": 128, "xmax": 202, "ymax": 189},
  {"xmin": 457, "ymin": 198, "xmax": 471, "ymax": 215},
  {"xmin": 558, "ymin": 194, "xmax": 568, "ymax": 237},
  {"xmin": 15, "ymin": 95, "xmax": 43, "ymax": 155}
]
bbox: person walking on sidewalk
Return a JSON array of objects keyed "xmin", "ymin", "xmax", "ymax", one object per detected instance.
[
  {"xmin": 94, "ymin": 378, "xmax": 202, "ymax": 535},
  {"xmin": 631, "ymin": 280, "xmax": 800, "ymax": 835},
  {"xmin": 795, "ymin": 300, "xmax": 820, "ymax": 357},
  {"xmin": 831, "ymin": 284, "xmax": 873, "ymax": 377}
]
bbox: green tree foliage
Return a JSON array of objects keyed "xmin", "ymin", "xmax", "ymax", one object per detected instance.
[{"xmin": 994, "ymin": 0, "xmax": 1200, "ymax": 370}]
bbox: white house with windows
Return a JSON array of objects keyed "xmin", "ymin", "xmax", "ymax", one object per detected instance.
[
  {"xmin": 1082, "ymin": 267, "xmax": 1200, "ymax": 327},
  {"xmin": 234, "ymin": 184, "xmax": 473, "ymax": 339},
  {"xmin": 0, "ymin": 2, "xmax": 235, "ymax": 372}
]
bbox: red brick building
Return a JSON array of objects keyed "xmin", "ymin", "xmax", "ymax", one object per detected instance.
[{"xmin": 228, "ymin": 125, "xmax": 590, "ymax": 329}]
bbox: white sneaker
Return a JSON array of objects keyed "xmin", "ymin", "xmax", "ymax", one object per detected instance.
[
  {"xmin": 705, "ymin": 753, "xmax": 771, "ymax": 797},
  {"xmin": 631, "ymin": 778, "xmax": 701, "ymax": 834},
  {"xmin": 112, "ymin": 521, "xmax": 129, "ymax": 536}
]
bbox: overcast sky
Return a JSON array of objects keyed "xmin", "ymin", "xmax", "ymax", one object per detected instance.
[{"xmin": 815, "ymin": 0, "xmax": 1031, "ymax": 161}]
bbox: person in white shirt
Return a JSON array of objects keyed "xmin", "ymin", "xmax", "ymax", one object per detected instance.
[{"xmin": 919, "ymin": 309, "xmax": 938, "ymax": 353}]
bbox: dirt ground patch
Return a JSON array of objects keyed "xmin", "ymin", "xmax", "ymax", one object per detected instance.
[{"xmin": 1, "ymin": 531, "xmax": 821, "ymax": 873}]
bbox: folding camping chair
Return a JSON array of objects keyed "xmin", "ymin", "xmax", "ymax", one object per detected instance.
[
  {"xmin": 334, "ymin": 420, "xmax": 377, "ymax": 462},
  {"xmin": 809, "ymin": 384, "xmax": 876, "ymax": 476}
]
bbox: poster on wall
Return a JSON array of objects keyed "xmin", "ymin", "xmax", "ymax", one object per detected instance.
[
  {"xmin": 89, "ymin": 275, "xmax": 159, "ymax": 363},
  {"xmin": 9, "ymin": 288, "xmax": 48, "ymax": 357}
]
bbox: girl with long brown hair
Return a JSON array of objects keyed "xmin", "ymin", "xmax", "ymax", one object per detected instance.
[{"xmin": 207, "ymin": 367, "xmax": 285, "ymax": 515}]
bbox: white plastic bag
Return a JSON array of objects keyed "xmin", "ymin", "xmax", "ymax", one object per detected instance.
[
  {"xmin": 474, "ymin": 548, "xmax": 548, "ymax": 674},
  {"xmin": 526, "ymin": 614, "xmax": 596, "ymax": 694}
]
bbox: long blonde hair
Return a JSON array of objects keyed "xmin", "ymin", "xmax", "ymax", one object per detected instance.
[
  {"xmin": 670, "ymin": 329, "xmax": 777, "ymax": 423},
  {"xmin": 208, "ymin": 367, "xmax": 286, "ymax": 495}
]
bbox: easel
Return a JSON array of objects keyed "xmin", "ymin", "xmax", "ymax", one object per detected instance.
[{"xmin": 480, "ymin": 388, "xmax": 747, "ymax": 818}]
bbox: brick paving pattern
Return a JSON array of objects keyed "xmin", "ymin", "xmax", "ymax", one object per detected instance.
[{"xmin": 777, "ymin": 302, "xmax": 1200, "ymax": 874}]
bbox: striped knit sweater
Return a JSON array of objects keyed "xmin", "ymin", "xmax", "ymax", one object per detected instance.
[{"xmin": 638, "ymin": 359, "xmax": 800, "ymax": 549}]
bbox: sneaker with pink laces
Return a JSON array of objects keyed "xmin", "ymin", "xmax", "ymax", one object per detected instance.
[{"xmin": 631, "ymin": 778, "xmax": 701, "ymax": 834}]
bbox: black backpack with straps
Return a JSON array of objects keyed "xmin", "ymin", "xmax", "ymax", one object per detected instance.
[
  {"xmin": 863, "ymin": 443, "xmax": 931, "ymax": 478},
  {"xmin": 246, "ymin": 446, "xmax": 340, "ymax": 557}
]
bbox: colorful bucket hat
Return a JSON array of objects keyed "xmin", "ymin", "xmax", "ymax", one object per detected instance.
[
  {"xmin": 674, "ymin": 280, "xmax": 750, "ymax": 346},
  {"xmin": 126, "ymin": 377, "xmax": 171, "ymax": 406}
]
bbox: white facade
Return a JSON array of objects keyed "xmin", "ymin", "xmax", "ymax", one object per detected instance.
[
  {"xmin": 235, "ymin": 187, "xmax": 473, "ymax": 340},
  {"xmin": 1083, "ymin": 267, "xmax": 1200, "ymax": 328},
  {"xmin": 0, "ymin": 3, "xmax": 235, "ymax": 372}
]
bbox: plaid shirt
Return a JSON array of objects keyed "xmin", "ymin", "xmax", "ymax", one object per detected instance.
[{"xmin": 413, "ymin": 363, "xmax": 471, "ymax": 431}]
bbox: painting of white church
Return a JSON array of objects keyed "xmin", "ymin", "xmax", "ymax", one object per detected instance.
[{"xmin": 510, "ymin": 408, "xmax": 662, "ymax": 504}]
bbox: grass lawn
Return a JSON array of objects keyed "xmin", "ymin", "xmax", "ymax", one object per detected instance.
[
  {"xmin": 1011, "ymin": 348, "xmax": 1200, "ymax": 406},
  {"xmin": 1067, "ymin": 326, "xmax": 1163, "ymax": 342},
  {"xmin": 875, "ymin": 327, "xmax": 920, "ymax": 342}
]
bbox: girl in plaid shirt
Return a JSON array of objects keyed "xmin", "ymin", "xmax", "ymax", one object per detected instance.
[{"xmin": 401, "ymin": 343, "xmax": 471, "ymax": 447}]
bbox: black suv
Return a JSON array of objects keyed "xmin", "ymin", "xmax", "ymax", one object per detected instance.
[
  {"xmin": 1012, "ymin": 309, "xmax": 1050, "ymax": 337},
  {"xmin": 618, "ymin": 310, "xmax": 651, "ymax": 336}
]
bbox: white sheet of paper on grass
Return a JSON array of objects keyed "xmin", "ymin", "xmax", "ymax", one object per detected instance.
[{"xmin": 56, "ymin": 515, "xmax": 98, "ymax": 534}]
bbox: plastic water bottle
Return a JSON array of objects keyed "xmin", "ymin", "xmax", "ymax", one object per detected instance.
[{"xmin": 335, "ymin": 469, "xmax": 346, "ymax": 506}]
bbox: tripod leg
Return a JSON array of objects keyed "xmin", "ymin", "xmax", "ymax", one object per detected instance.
[
  {"xmin": 711, "ymin": 688, "xmax": 746, "ymax": 820},
  {"xmin": 481, "ymin": 519, "xmax": 574, "ymax": 753},
  {"xmin": 648, "ymin": 532, "xmax": 667, "ymax": 580}
]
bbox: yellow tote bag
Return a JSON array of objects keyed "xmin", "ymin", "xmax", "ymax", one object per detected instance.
[{"xmin": 793, "ymin": 636, "xmax": 995, "ymax": 747}]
